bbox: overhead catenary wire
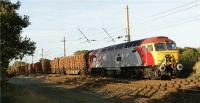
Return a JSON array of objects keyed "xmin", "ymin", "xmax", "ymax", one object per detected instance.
[
  {"xmin": 143, "ymin": 0, "xmax": 200, "ymax": 19},
  {"xmin": 101, "ymin": 28, "xmax": 125, "ymax": 40},
  {"xmin": 78, "ymin": 27, "xmax": 91, "ymax": 43},
  {"xmin": 102, "ymin": 28, "xmax": 115, "ymax": 42},
  {"xmin": 158, "ymin": 15, "xmax": 200, "ymax": 30},
  {"xmin": 77, "ymin": 27, "xmax": 97, "ymax": 44},
  {"xmin": 137, "ymin": 15, "xmax": 200, "ymax": 36},
  {"xmin": 139, "ymin": 0, "xmax": 200, "ymax": 25},
  {"xmin": 146, "ymin": 14, "xmax": 200, "ymax": 30}
]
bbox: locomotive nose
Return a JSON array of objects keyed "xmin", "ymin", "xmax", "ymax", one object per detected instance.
[{"xmin": 156, "ymin": 51, "xmax": 179, "ymax": 64}]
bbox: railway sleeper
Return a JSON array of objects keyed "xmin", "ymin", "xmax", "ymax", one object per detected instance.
[{"xmin": 145, "ymin": 89, "xmax": 158, "ymax": 97}]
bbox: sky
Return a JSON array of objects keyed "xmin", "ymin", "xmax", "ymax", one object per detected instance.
[{"xmin": 10, "ymin": 0, "xmax": 200, "ymax": 63}]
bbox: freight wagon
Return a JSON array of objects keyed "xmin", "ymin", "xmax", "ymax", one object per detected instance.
[
  {"xmin": 50, "ymin": 53, "xmax": 88, "ymax": 75},
  {"xmin": 35, "ymin": 62, "xmax": 42, "ymax": 73}
]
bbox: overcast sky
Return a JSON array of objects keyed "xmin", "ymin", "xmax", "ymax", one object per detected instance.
[{"xmin": 10, "ymin": 0, "xmax": 200, "ymax": 63}]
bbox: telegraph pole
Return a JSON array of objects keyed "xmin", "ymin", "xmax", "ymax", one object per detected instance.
[
  {"xmin": 41, "ymin": 48, "xmax": 44, "ymax": 73},
  {"xmin": 32, "ymin": 54, "xmax": 34, "ymax": 73},
  {"xmin": 42, "ymin": 48, "xmax": 44, "ymax": 59},
  {"xmin": 20, "ymin": 58, "xmax": 22, "ymax": 68},
  {"xmin": 64, "ymin": 37, "xmax": 66, "ymax": 57},
  {"xmin": 32, "ymin": 55, "xmax": 34, "ymax": 64},
  {"xmin": 41, "ymin": 48, "xmax": 44, "ymax": 65},
  {"xmin": 125, "ymin": 5, "xmax": 131, "ymax": 42}
]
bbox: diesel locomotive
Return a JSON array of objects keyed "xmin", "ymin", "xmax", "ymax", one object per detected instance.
[
  {"xmin": 9, "ymin": 36, "xmax": 183, "ymax": 79},
  {"xmin": 89, "ymin": 36, "xmax": 183, "ymax": 79}
]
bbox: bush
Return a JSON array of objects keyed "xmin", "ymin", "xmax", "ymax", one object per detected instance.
[
  {"xmin": 1, "ymin": 68, "xmax": 9, "ymax": 78},
  {"xmin": 198, "ymin": 47, "xmax": 200, "ymax": 60},
  {"xmin": 193, "ymin": 61, "xmax": 200, "ymax": 74},
  {"xmin": 179, "ymin": 47, "xmax": 198, "ymax": 77}
]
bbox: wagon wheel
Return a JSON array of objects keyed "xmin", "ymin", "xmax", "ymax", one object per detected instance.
[
  {"xmin": 51, "ymin": 69, "xmax": 56, "ymax": 74},
  {"xmin": 55, "ymin": 69, "xmax": 61, "ymax": 74},
  {"xmin": 120, "ymin": 68, "xmax": 127, "ymax": 78},
  {"xmin": 62, "ymin": 68, "xmax": 66, "ymax": 75},
  {"xmin": 100, "ymin": 69, "xmax": 106, "ymax": 77},
  {"xmin": 79, "ymin": 69, "xmax": 86, "ymax": 75}
]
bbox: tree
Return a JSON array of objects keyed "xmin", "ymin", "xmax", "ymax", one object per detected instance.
[
  {"xmin": 39, "ymin": 58, "xmax": 50, "ymax": 63},
  {"xmin": 0, "ymin": 0, "xmax": 36, "ymax": 68},
  {"xmin": 74, "ymin": 50, "xmax": 89, "ymax": 55},
  {"xmin": 177, "ymin": 47, "xmax": 183, "ymax": 54},
  {"xmin": 10, "ymin": 60, "xmax": 28, "ymax": 68},
  {"xmin": 197, "ymin": 47, "xmax": 200, "ymax": 60},
  {"xmin": 180, "ymin": 47, "xmax": 198, "ymax": 77}
]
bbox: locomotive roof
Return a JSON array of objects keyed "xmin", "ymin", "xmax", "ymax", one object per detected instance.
[
  {"xmin": 91, "ymin": 36, "xmax": 174, "ymax": 53},
  {"xmin": 141, "ymin": 36, "xmax": 174, "ymax": 44}
]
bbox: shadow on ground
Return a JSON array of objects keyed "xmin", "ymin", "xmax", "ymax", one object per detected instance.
[{"xmin": 149, "ymin": 87, "xmax": 200, "ymax": 103}]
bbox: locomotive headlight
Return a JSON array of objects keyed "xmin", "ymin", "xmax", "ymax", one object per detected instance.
[
  {"xmin": 177, "ymin": 63, "xmax": 183, "ymax": 71},
  {"xmin": 159, "ymin": 64, "xmax": 166, "ymax": 72}
]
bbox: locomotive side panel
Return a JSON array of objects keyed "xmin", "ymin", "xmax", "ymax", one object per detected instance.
[
  {"xmin": 121, "ymin": 47, "xmax": 142, "ymax": 67},
  {"xmin": 90, "ymin": 47, "xmax": 143, "ymax": 70}
]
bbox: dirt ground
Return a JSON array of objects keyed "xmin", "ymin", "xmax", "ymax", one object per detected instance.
[
  {"xmin": 5, "ymin": 75, "xmax": 112, "ymax": 103},
  {"xmin": 5, "ymin": 74, "xmax": 200, "ymax": 103}
]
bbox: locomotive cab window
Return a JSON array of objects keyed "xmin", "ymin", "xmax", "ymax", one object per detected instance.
[
  {"xmin": 154, "ymin": 43, "xmax": 166, "ymax": 51},
  {"xmin": 147, "ymin": 44, "xmax": 153, "ymax": 51},
  {"xmin": 166, "ymin": 43, "xmax": 176, "ymax": 50}
]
